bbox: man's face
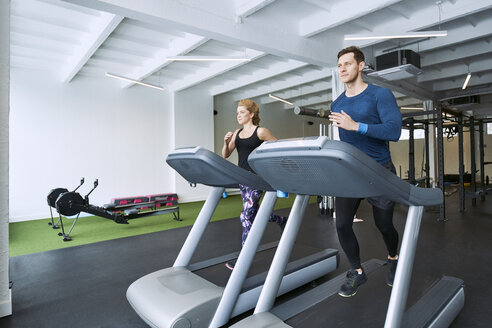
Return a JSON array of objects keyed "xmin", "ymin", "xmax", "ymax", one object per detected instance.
[{"xmin": 337, "ymin": 52, "xmax": 364, "ymax": 84}]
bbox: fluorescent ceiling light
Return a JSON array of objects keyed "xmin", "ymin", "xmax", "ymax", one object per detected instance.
[
  {"xmin": 105, "ymin": 72, "xmax": 164, "ymax": 91},
  {"xmin": 344, "ymin": 30, "xmax": 447, "ymax": 41},
  {"xmin": 268, "ymin": 93, "xmax": 294, "ymax": 106},
  {"xmin": 401, "ymin": 107, "xmax": 424, "ymax": 110},
  {"xmin": 462, "ymin": 73, "xmax": 472, "ymax": 90},
  {"xmin": 165, "ymin": 56, "xmax": 251, "ymax": 62}
]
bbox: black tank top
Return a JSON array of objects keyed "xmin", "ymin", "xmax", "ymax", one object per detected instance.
[{"xmin": 236, "ymin": 126, "xmax": 263, "ymax": 172}]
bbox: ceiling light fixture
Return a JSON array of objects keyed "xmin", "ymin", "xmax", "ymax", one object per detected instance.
[
  {"xmin": 344, "ymin": 30, "xmax": 447, "ymax": 41},
  {"xmin": 105, "ymin": 72, "xmax": 164, "ymax": 91},
  {"xmin": 268, "ymin": 93, "xmax": 294, "ymax": 105},
  {"xmin": 165, "ymin": 56, "xmax": 251, "ymax": 62},
  {"xmin": 462, "ymin": 72, "xmax": 472, "ymax": 90}
]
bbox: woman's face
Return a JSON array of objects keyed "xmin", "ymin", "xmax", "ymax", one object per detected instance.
[{"xmin": 237, "ymin": 105, "xmax": 254, "ymax": 125}]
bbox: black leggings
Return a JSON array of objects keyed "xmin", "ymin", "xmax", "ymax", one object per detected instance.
[{"xmin": 335, "ymin": 197, "xmax": 399, "ymax": 270}]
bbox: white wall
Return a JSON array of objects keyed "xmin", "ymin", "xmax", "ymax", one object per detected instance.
[
  {"xmin": 9, "ymin": 68, "xmax": 174, "ymax": 221},
  {"xmin": 172, "ymin": 87, "xmax": 215, "ymax": 202}
]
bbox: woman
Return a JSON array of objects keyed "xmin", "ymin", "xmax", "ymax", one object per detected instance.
[{"xmin": 222, "ymin": 99, "xmax": 286, "ymax": 270}]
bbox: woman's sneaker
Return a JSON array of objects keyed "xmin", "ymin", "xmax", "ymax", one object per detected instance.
[
  {"xmin": 386, "ymin": 258, "xmax": 398, "ymax": 287},
  {"xmin": 338, "ymin": 269, "xmax": 368, "ymax": 297}
]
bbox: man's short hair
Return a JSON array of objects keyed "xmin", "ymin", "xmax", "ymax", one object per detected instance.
[{"xmin": 337, "ymin": 46, "xmax": 365, "ymax": 64}]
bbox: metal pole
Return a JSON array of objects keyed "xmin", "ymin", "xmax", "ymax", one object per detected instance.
[
  {"xmin": 384, "ymin": 206, "xmax": 424, "ymax": 328},
  {"xmin": 408, "ymin": 118, "xmax": 415, "ymax": 185},
  {"xmin": 469, "ymin": 117, "xmax": 477, "ymax": 206},
  {"xmin": 479, "ymin": 121, "xmax": 486, "ymax": 201},
  {"xmin": 458, "ymin": 115, "xmax": 465, "ymax": 213},
  {"xmin": 174, "ymin": 187, "xmax": 224, "ymax": 267},
  {"xmin": 424, "ymin": 122, "xmax": 431, "ymax": 188},
  {"xmin": 436, "ymin": 103, "xmax": 446, "ymax": 221},
  {"xmin": 254, "ymin": 195, "xmax": 310, "ymax": 314},
  {"xmin": 210, "ymin": 192, "xmax": 277, "ymax": 328}
]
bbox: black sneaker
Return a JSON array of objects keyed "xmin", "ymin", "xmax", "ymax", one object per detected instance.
[
  {"xmin": 279, "ymin": 217, "xmax": 288, "ymax": 231},
  {"xmin": 225, "ymin": 259, "xmax": 236, "ymax": 271},
  {"xmin": 386, "ymin": 258, "xmax": 398, "ymax": 287},
  {"xmin": 338, "ymin": 269, "xmax": 368, "ymax": 297}
]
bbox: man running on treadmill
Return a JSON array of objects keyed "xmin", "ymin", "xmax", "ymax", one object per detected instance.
[{"xmin": 329, "ymin": 46, "xmax": 402, "ymax": 297}]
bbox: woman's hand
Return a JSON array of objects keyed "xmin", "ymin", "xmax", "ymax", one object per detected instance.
[{"xmin": 224, "ymin": 131, "xmax": 234, "ymax": 144}]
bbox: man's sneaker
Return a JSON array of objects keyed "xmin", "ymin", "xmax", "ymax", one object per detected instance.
[
  {"xmin": 225, "ymin": 259, "xmax": 236, "ymax": 271},
  {"xmin": 338, "ymin": 269, "xmax": 368, "ymax": 297},
  {"xmin": 386, "ymin": 258, "xmax": 398, "ymax": 287}
]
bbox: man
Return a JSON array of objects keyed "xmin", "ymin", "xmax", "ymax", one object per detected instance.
[{"xmin": 329, "ymin": 46, "xmax": 402, "ymax": 297}]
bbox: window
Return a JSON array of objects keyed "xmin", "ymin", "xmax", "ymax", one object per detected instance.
[
  {"xmin": 488, "ymin": 123, "xmax": 492, "ymax": 135},
  {"xmin": 399, "ymin": 129, "xmax": 425, "ymax": 140}
]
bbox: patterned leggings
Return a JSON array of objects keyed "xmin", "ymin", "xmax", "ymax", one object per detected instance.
[{"xmin": 239, "ymin": 184, "xmax": 286, "ymax": 246}]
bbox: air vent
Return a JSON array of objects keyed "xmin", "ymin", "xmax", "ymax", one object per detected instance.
[
  {"xmin": 368, "ymin": 50, "xmax": 422, "ymax": 81},
  {"xmin": 446, "ymin": 95, "xmax": 480, "ymax": 107}
]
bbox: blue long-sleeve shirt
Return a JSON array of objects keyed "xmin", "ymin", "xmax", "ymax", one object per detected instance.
[{"xmin": 330, "ymin": 84, "xmax": 402, "ymax": 164}]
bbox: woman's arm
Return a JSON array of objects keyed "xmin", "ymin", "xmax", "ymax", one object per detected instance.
[
  {"xmin": 222, "ymin": 129, "xmax": 239, "ymax": 158},
  {"xmin": 257, "ymin": 127, "xmax": 277, "ymax": 141}
]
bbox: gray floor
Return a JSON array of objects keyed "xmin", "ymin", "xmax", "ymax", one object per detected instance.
[{"xmin": 1, "ymin": 192, "xmax": 491, "ymax": 327}]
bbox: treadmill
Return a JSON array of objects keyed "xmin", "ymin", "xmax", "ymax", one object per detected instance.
[
  {"xmin": 231, "ymin": 136, "xmax": 465, "ymax": 328},
  {"xmin": 126, "ymin": 146, "xmax": 339, "ymax": 328}
]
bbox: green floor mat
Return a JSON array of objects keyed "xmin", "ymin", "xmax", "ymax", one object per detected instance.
[{"xmin": 10, "ymin": 194, "xmax": 314, "ymax": 256}]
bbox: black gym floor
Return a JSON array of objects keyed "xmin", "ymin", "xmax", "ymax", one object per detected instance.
[{"xmin": 1, "ymin": 192, "xmax": 491, "ymax": 328}]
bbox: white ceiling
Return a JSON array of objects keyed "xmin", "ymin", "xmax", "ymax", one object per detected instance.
[{"xmin": 10, "ymin": 0, "xmax": 492, "ymax": 118}]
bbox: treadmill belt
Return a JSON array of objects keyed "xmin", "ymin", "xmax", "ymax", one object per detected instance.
[
  {"xmin": 194, "ymin": 243, "xmax": 325, "ymax": 288},
  {"xmin": 286, "ymin": 265, "xmax": 441, "ymax": 328}
]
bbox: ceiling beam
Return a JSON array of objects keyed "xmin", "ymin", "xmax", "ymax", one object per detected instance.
[
  {"xmin": 235, "ymin": 0, "xmax": 277, "ymax": 19},
  {"xmin": 121, "ymin": 34, "xmax": 207, "ymax": 88},
  {"xmin": 63, "ymin": 0, "xmax": 339, "ymax": 67},
  {"xmin": 211, "ymin": 59, "xmax": 309, "ymax": 96},
  {"xmin": 406, "ymin": 18, "xmax": 492, "ymax": 54},
  {"xmin": 299, "ymin": 0, "xmax": 402, "ymax": 37},
  {"xmin": 232, "ymin": 67, "xmax": 332, "ymax": 101},
  {"xmin": 418, "ymin": 56, "xmax": 492, "ymax": 84},
  {"xmin": 350, "ymin": 0, "xmax": 492, "ymax": 49},
  {"xmin": 432, "ymin": 71, "xmax": 492, "ymax": 92},
  {"xmin": 61, "ymin": 13, "xmax": 123, "ymax": 83},
  {"xmin": 261, "ymin": 80, "xmax": 330, "ymax": 104},
  {"xmin": 421, "ymin": 39, "xmax": 492, "ymax": 67},
  {"xmin": 169, "ymin": 49, "xmax": 265, "ymax": 92}
]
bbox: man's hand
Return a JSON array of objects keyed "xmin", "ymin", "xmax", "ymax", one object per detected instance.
[{"xmin": 329, "ymin": 110, "xmax": 359, "ymax": 131}]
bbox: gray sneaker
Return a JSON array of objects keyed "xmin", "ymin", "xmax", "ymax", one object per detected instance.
[{"xmin": 338, "ymin": 269, "xmax": 368, "ymax": 297}]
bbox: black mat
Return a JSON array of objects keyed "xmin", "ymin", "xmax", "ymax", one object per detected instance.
[{"xmin": 1, "ymin": 192, "xmax": 491, "ymax": 327}]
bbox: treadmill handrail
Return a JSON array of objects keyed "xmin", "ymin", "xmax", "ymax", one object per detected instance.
[
  {"xmin": 248, "ymin": 137, "xmax": 443, "ymax": 207},
  {"xmin": 166, "ymin": 146, "xmax": 274, "ymax": 191}
]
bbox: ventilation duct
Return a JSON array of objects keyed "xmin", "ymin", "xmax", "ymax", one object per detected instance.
[{"xmin": 368, "ymin": 50, "xmax": 422, "ymax": 81}]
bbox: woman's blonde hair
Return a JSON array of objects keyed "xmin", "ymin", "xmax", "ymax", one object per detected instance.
[{"xmin": 238, "ymin": 99, "xmax": 260, "ymax": 125}]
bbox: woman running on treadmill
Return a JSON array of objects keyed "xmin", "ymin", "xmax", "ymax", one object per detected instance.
[
  {"xmin": 329, "ymin": 46, "xmax": 402, "ymax": 297},
  {"xmin": 222, "ymin": 99, "xmax": 287, "ymax": 270}
]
